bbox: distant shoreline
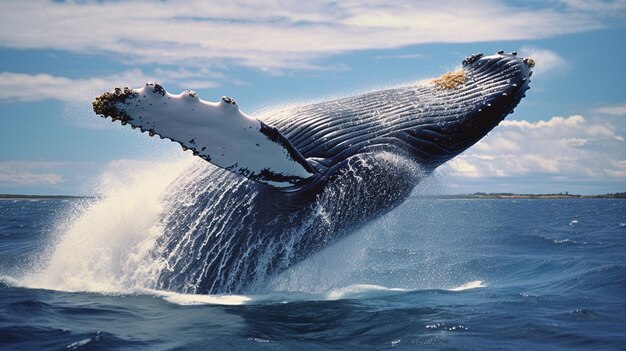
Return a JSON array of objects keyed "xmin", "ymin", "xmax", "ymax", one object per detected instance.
[
  {"xmin": 1, "ymin": 192, "xmax": 625, "ymax": 200},
  {"xmin": 0, "ymin": 194, "xmax": 94, "ymax": 200},
  {"xmin": 425, "ymin": 192, "xmax": 626, "ymax": 199}
]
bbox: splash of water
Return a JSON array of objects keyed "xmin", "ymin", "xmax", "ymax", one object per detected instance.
[
  {"xmin": 15, "ymin": 147, "xmax": 475, "ymax": 298},
  {"xmin": 20, "ymin": 157, "xmax": 191, "ymax": 293}
]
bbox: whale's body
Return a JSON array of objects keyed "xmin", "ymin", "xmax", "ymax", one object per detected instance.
[{"xmin": 94, "ymin": 52, "xmax": 533, "ymax": 294}]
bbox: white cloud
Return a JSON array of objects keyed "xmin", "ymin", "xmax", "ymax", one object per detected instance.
[
  {"xmin": 0, "ymin": 172, "xmax": 63, "ymax": 187},
  {"xmin": 0, "ymin": 0, "xmax": 610, "ymax": 72},
  {"xmin": 375, "ymin": 53, "xmax": 424, "ymax": 60},
  {"xmin": 0, "ymin": 68, "xmax": 222, "ymax": 102},
  {"xmin": 0, "ymin": 158, "xmax": 189, "ymax": 193},
  {"xmin": 0, "ymin": 70, "xmax": 149, "ymax": 102},
  {"xmin": 0, "ymin": 1, "xmax": 618, "ymax": 103},
  {"xmin": 445, "ymin": 115, "xmax": 626, "ymax": 183},
  {"xmin": 0, "ymin": 161, "xmax": 71, "ymax": 187},
  {"xmin": 559, "ymin": 0, "xmax": 626, "ymax": 13},
  {"xmin": 595, "ymin": 103, "xmax": 626, "ymax": 116},
  {"xmin": 519, "ymin": 47, "xmax": 568, "ymax": 75}
]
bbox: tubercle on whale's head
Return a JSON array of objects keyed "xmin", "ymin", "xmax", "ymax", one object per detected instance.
[
  {"xmin": 459, "ymin": 50, "xmax": 534, "ymax": 119},
  {"xmin": 462, "ymin": 50, "xmax": 535, "ymax": 108}
]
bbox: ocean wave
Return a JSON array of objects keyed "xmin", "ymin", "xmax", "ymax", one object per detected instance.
[
  {"xmin": 552, "ymin": 265, "xmax": 626, "ymax": 294},
  {"xmin": 4, "ymin": 264, "xmax": 487, "ymax": 306},
  {"xmin": 525, "ymin": 234, "xmax": 586, "ymax": 246},
  {"xmin": 154, "ymin": 281, "xmax": 486, "ymax": 306}
]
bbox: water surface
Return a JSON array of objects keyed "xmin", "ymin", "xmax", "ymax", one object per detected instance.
[{"xmin": 1, "ymin": 198, "xmax": 625, "ymax": 350}]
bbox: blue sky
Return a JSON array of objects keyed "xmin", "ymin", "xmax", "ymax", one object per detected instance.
[{"xmin": 0, "ymin": 0, "xmax": 625, "ymax": 195}]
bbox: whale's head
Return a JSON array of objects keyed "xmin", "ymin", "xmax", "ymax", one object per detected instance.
[
  {"xmin": 282, "ymin": 50, "xmax": 533, "ymax": 180},
  {"xmin": 401, "ymin": 50, "xmax": 533, "ymax": 168}
]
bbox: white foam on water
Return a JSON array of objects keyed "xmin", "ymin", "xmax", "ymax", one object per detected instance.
[
  {"xmin": 66, "ymin": 337, "xmax": 93, "ymax": 349},
  {"xmin": 155, "ymin": 290, "xmax": 253, "ymax": 306},
  {"xmin": 447, "ymin": 280, "xmax": 485, "ymax": 291},
  {"xmin": 155, "ymin": 280, "xmax": 486, "ymax": 306},
  {"xmin": 325, "ymin": 284, "xmax": 409, "ymax": 300},
  {"xmin": 324, "ymin": 280, "xmax": 485, "ymax": 300}
]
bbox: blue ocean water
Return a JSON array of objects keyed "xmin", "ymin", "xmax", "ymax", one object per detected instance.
[{"xmin": 1, "ymin": 197, "xmax": 625, "ymax": 350}]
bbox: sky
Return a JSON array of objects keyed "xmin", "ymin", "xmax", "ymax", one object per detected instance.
[{"xmin": 0, "ymin": 0, "xmax": 625, "ymax": 195}]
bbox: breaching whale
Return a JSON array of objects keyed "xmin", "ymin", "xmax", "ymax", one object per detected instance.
[{"xmin": 93, "ymin": 51, "xmax": 533, "ymax": 294}]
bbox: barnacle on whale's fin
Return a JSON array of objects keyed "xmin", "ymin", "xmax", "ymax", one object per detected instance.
[{"xmin": 93, "ymin": 82, "xmax": 316, "ymax": 189}]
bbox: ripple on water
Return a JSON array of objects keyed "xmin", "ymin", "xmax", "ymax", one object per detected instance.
[{"xmin": 560, "ymin": 308, "xmax": 606, "ymax": 321}]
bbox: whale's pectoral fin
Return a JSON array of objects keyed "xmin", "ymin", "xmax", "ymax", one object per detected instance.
[{"xmin": 93, "ymin": 83, "xmax": 316, "ymax": 188}]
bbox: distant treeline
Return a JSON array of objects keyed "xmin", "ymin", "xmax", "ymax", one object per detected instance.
[{"xmin": 436, "ymin": 192, "xmax": 626, "ymax": 199}]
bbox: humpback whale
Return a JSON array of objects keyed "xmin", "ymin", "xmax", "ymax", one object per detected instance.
[{"xmin": 93, "ymin": 51, "xmax": 533, "ymax": 294}]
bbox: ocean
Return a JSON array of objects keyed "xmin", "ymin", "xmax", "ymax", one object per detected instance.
[{"xmin": 1, "ymin": 196, "xmax": 625, "ymax": 350}]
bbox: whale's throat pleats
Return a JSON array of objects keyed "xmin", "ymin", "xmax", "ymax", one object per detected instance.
[{"xmin": 154, "ymin": 151, "xmax": 423, "ymax": 293}]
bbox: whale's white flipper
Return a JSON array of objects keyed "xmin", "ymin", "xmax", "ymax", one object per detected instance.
[{"xmin": 93, "ymin": 83, "xmax": 316, "ymax": 188}]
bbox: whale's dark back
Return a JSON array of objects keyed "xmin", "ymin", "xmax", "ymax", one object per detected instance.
[{"xmin": 152, "ymin": 53, "xmax": 532, "ymax": 294}]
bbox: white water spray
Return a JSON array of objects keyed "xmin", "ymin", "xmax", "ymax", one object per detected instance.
[
  {"xmin": 13, "ymin": 149, "xmax": 484, "ymax": 299},
  {"xmin": 20, "ymin": 157, "xmax": 193, "ymax": 293}
]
